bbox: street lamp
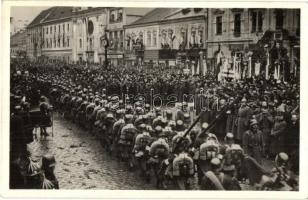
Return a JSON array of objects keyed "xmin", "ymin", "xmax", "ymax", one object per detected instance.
[{"xmin": 102, "ymin": 29, "xmax": 109, "ymax": 68}]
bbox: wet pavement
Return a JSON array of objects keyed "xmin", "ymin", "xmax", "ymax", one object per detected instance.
[
  {"xmin": 28, "ymin": 113, "xmax": 155, "ymax": 189},
  {"xmin": 28, "ymin": 112, "xmax": 274, "ymax": 190}
]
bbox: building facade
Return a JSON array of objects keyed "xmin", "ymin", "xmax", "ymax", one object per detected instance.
[
  {"xmin": 25, "ymin": 7, "xmax": 300, "ymax": 76},
  {"xmin": 124, "ymin": 8, "xmax": 207, "ymax": 74},
  {"xmin": 41, "ymin": 7, "xmax": 73, "ymax": 63},
  {"xmin": 26, "ymin": 7, "xmax": 150, "ymax": 64},
  {"xmin": 106, "ymin": 8, "xmax": 152, "ymax": 66},
  {"xmin": 10, "ymin": 30, "xmax": 27, "ymax": 58},
  {"xmin": 207, "ymin": 8, "xmax": 300, "ymax": 79},
  {"xmin": 26, "ymin": 7, "xmax": 73, "ymax": 62},
  {"xmin": 71, "ymin": 7, "xmax": 107, "ymax": 64}
]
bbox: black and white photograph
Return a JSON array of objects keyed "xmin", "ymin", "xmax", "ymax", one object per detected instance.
[{"xmin": 4, "ymin": 3, "xmax": 304, "ymax": 194}]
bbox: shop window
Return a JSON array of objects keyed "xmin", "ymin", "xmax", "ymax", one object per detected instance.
[{"xmin": 216, "ymin": 16, "xmax": 222, "ymax": 35}]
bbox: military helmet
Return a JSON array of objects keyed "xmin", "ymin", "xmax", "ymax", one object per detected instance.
[{"xmin": 275, "ymin": 152, "xmax": 289, "ymax": 167}]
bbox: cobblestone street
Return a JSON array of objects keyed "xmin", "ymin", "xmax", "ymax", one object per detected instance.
[{"xmin": 28, "ymin": 113, "xmax": 155, "ymax": 190}]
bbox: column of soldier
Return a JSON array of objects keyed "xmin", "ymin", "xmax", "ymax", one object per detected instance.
[{"xmin": 10, "ymin": 59, "xmax": 299, "ymax": 190}]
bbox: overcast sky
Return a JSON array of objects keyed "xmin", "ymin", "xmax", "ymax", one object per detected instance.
[{"xmin": 11, "ymin": 6, "xmax": 50, "ymax": 24}]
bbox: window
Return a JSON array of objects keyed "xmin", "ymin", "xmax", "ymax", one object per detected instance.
[
  {"xmin": 67, "ymin": 24, "xmax": 69, "ymax": 32},
  {"xmin": 147, "ymin": 31, "xmax": 151, "ymax": 46},
  {"xmin": 257, "ymin": 12, "xmax": 263, "ymax": 32},
  {"xmin": 109, "ymin": 31, "xmax": 113, "ymax": 41},
  {"xmin": 114, "ymin": 31, "xmax": 118, "ymax": 39},
  {"xmin": 46, "ymin": 27, "xmax": 48, "ymax": 34},
  {"xmin": 216, "ymin": 16, "xmax": 222, "ymax": 35},
  {"xmin": 79, "ymin": 39, "xmax": 82, "ymax": 48},
  {"xmin": 50, "ymin": 38, "xmax": 52, "ymax": 48},
  {"xmin": 276, "ymin": 9, "xmax": 284, "ymax": 30},
  {"xmin": 114, "ymin": 31, "xmax": 118, "ymax": 48},
  {"xmin": 120, "ymin": 30, "xmax": 123, "ymax": 48},
  {"xmin": 252, "ymin": 11, "xmax": 263, "ymax": 33},
  {"xmin": 63, "ymin": 24, "xmax": 65, "ymax": 33},
  {"xmin": 118, "ymin": 9, "xmax": 123, "ymax": 21},
  {"xmin": 89, "ymin": 38, "xmax": 93, "ymax": 49},
  {"xmin": 67, "ymin": 37, "xmax": 70, "ymax": 47},
  {"xmin": 234, "ymin": 13, "xmax": 241, "ymax": 37},
  {"xmin": 110, "ymin": 10, "xmax": 116, "ymax": 22},
  {"xmin": 58, "ymin": 25, "xmax": 60, "ymax": 33},
  {"xmin": 153, "ymin": 31, "xmax": 157, "ymax": 46},
  {"xmin": 50, "ymin": 26, "xmax": 52, "ymax": 34},
  {"xmin": 251, "ymin": 12, "xmax": 257, "ymax": 33}
]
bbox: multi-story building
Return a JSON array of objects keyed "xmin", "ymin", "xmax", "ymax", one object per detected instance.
[
  {"xmin": 71, "ymin": 7, "xmax": 107, "ymax": 64},
  {"xmin": 26, "ymin": 8, "xmax": 49, "ymax": 61},
  {"xmin": 106, "ymin": 7, "xmax": 152, "ymax": 66},
  {"xmin": 40, "ymin": 7, "xmax": 73, "ymax": 63},
  {"xmin": 10, "ymin": 30, "xmax": 27, "ymax": 58},
  {"xmin": 26, "ymin": 7, "xmax": 150, "ymax": 64},
  {"xmin": 25, "ymin": 7, "xmax": 300, "ymax": 76},
  {"xmin": 207, "ymin": 8, "xmax": 300, "ymax": 78},
  {"xmin": 26, "ymin": 7, "xmax": 73, "ymax": 62},
  {"xmin": 124, "ymin": 8, "xmax": 207, "ymax": 74}
]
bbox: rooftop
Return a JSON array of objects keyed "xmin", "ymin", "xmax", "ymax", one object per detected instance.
[{"xmin": 127, "ymin": 8, "xmax": 180, "ymax": 27}]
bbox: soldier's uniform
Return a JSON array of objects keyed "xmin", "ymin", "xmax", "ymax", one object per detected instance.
[{"xmin": 242, "ymin": 119, "xmax": 263, "ymax": 164}]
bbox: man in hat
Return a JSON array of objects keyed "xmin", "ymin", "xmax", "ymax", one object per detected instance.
[
  {"xmin": 236, "ymin": 97, "xmax": 252, "ymax": 144},
  {"xmin": 242, "ymin": 119, "xmax": 263, "ymax": 164},
  {"xmin": 255, "ymin": 101, "xmax": 274, "ymax": 157}
]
